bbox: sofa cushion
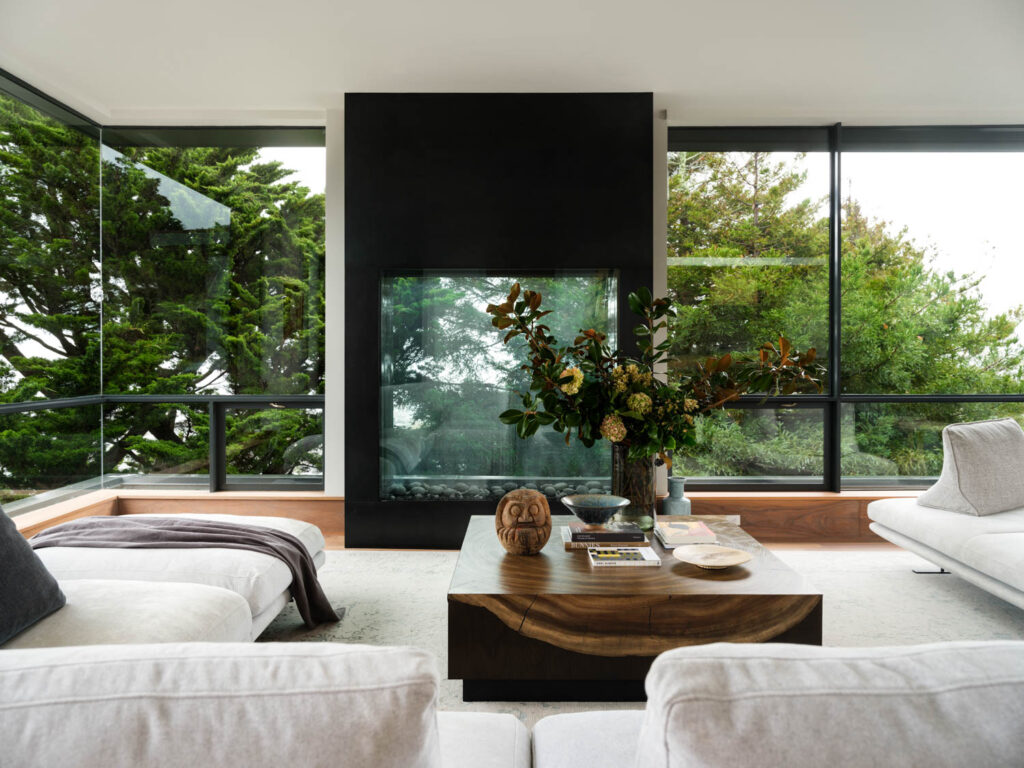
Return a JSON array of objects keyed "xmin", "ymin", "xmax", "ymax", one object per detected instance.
[
  {"xmin": 1, "ymin": 579, "xmax": 252, "ymax": 648},
  {"xmin": 634, "ymin": 641, "xmax": 1024, "ymax": 768},
  {"xmin": 532, "ymin": 710, "xmax": 643, "ymax": 768},
  {"xmin": 918, "ymin": 418, "xmax": 1024, "ymax": 515},
  {"xmin": 867, "ymin": 497, "xmax": 1024, "ymax": 564},
  {"xmin": 960, "ymin": 532, "xmax": 1024, "ymax": 595},
  {"xmin": 0, "ymin": 643, "xmax": 441, "ymax": 768},
  {"xmin": 0, "ymin": 508, "xmax": 65, "ymax": 645},
  {"xmin": 438, "ymin": 712, "xmax": 530, "ymax": 768},
  {"xmin": 33, "ymin": 513, "xmax": 326, "ymax": 617}
]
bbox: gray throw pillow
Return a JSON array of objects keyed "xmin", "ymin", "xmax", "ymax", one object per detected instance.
[
  {"xmin": 0, "ymin": 508, "xmax": 66, "ymax": 645},
  {"xmin": 918, "ymin": 417, "xmax": 1024, "ymax": 516}
]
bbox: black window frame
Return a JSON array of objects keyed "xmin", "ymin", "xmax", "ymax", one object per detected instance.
[{"xmin": 669, "ymin": 124, "xmax": 1024, "ymax": 491}]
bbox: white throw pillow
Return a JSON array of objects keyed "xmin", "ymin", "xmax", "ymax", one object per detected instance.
[
  {"xmin": 0, "ymin": 643, "xmax": 442, "ymax": 768},
  {"xmin": 634, "ymin": 641, "xmax": 1024, "ymax": 768},
  {"xmin": 918, "ymin": 417, "xmax": 1024, "ymax": 516}
]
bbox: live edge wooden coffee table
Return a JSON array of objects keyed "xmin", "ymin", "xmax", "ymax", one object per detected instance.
[{"xmin": 448, "ymin": 514, "xmax": 822, "ymax": 701}]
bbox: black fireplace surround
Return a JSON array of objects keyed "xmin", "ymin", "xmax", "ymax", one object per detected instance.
[{"xmin": 345, "ymin": 93, "xmax": 654, "ymax": 548}]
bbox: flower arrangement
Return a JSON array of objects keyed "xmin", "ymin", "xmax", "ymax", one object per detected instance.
[{"xmin": 487, "ymin": 283, "xmax": 825, "ymax": 468}]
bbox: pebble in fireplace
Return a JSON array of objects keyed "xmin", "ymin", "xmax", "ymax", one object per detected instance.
[{"xmin": 383, "ymin": 479, "xmax": 611, "ymax": 501}]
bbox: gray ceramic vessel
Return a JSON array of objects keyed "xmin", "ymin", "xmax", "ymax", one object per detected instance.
[{"xmin": 559, "ymin": 494, "xmax": 631, "ymax": 526}]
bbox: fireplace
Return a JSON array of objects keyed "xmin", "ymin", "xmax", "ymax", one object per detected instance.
[{"xmin": 345, "ymin": 92, "xmax": 653, "ymax": 547}]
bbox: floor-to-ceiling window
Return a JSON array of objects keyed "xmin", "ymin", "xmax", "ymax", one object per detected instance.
[
  {"xmin": 0, "ymin": 72, "xmax": 325, "ymax": 513},
  {"xmin": 668, "ymin": 126, "xmax": 1024, "ymax": 490}
]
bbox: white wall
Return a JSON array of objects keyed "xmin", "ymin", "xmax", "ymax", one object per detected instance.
[
  {"xmin": 653, "ymin": 103, "xmax": 669, "ymax": 495},
  {"xmin": 324, "ymin": 109, "xmax": 345, "ymax": 496}
]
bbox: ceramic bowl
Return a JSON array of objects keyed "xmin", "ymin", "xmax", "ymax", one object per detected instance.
[{"xmin": 559, "ymin": 494, "xmax": 631, "ymax": 526}]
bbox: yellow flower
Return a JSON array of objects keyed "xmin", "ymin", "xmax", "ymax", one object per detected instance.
[
  {"xmin": 684, "ymin": 398, "xmax": 698, "ymax": 412},
  {"xmin": 610, "ymin": 366, "xmax": 628, "ymax": 393},
  {"xmin": 627, "ymin": 392, "xmax": 652, "ymax": 416},
  {"xmin": 559, "ymin": 367, "xmax": 583, "ymax": 395}
]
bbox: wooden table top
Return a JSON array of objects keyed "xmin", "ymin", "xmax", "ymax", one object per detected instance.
[{"xmin": 448, "ymin": 514, "xmax": 820, "ymax": 598}]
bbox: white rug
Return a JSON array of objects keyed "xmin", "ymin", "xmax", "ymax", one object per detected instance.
[{"xmin": 259, "ymin": 547, "xmax": 1024, "ymax": 727}]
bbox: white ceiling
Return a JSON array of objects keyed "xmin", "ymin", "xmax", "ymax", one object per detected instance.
[{"xmin": 2, "ymin": 0, "xmax": 1023, "ymax": 126}]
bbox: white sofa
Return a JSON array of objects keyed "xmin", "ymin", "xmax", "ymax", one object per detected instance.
[
  {"xmin": 0, "ymin": 642, "xmax": 529, "ymax": 768},
  {"xmin": 2, "ymin": 513, "xmax": 328, "ymax": 649},
  {"xmin": 2, "ymin": 640, "xmax": 1021, "ymax": 768},
  {"xmin": 868, "ymin": 497, "xmax": 1024, "ymax": 609},
  {"xmin": 534, "ymin": 641, "xmax": 1024, "ymax": 768}
]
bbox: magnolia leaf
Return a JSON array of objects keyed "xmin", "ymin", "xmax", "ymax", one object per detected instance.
[
  {"xmin": 627, "ymin": 292, "xmax": 644, "ymax": 315},
  {"xmin": 498, "ymin": 409, "xmax": 523, "ymax": 424}
]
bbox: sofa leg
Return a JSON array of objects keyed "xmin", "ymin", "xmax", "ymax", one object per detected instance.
[{"xmin": 912, "ymin": 566, "xmax": 949, "ymax": 574}]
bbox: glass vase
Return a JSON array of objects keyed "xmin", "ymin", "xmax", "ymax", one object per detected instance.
[{"xmin": 611, "ymin": 443, "xmax": 656, "ymax": 531}]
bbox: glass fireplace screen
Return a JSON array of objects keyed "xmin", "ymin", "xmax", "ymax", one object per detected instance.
[{"xmin": 380, "ymin": 271, "xmax": 619, "ymax": 502}]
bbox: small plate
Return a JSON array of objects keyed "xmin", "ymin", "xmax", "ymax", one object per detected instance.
[{"xmin": 672, "ymin": 544, "xmax": 752, "ymax": 569}]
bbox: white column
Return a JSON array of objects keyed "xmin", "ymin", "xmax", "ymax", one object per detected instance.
[
  {"xmin": 324, "ymin": 108, "xmax": 345, "ymax": 496},
  {"xmin": 653, "ymin": 103, "xmax": 669, "ymax": 496}
]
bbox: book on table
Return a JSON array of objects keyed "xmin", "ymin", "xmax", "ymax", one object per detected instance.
[
  {"xmin": 654, "ymin": 520, "xmax": 717, "ymax": 550},
  {"xmin": 567, "ymin": 521, "xmax": 646, "ymax": 543},
  {"xmin": 586, "ymin": 546, "xmax": 662, "ymax": 567},
  {"xmin": 560, "ymin": 527, "xmax": 649, "ymax": 550}
]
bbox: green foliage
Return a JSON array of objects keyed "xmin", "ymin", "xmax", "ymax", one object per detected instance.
[{"xmin": 487, "ymin": 282, "xmax": 823, "ymax": 465}]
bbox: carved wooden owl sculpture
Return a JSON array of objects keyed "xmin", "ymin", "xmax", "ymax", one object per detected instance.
[{"xmin": 495, "ymin": 489, "xmax": 552, "ymax": 555}]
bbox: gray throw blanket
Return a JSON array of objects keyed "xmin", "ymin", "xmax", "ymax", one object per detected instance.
[{"xmin": 31, "ymin": 516, "xmax": 340, "ymax": 628}]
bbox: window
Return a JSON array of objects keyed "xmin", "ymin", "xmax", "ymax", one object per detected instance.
[
  {"xmin": 379, "ymin": 272, "xmax": 618, "ymax": 501},
  {"xmin": 667, "ymin": 148, "xmax": 829, "ymax": 485},
  {"xmin": 669, "ymin": 125, "xmax": 1024, "ymax": 490},
  {"xmin": 0, "ymin": 70, "xmax": 326, "ymax": 511}
]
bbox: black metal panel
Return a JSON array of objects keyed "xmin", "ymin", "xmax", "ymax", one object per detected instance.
[
  {"xmin": 668, "ymin": 126, "xmax": 830, "ymax": 152},
  {"xmin": 346, "ymin": 93, "xmax": 654, "ymax": 548},
  {"xmin": 0, "ymin": 67, "xmax": 100, "ymax": 139},
  {"xmin": 842, "ymin": 125, "xmax": 1024, "ymax": 152},
  {"xmin": 100, "ymin": 126, "xmax": 326, "ymax": 149},
  {"xmin": 826, "ymin": 123, "xmax": 843, "ymax": 491}
]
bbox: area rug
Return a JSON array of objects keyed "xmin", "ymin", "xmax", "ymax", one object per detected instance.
[{"xmin": 258, "ymin": 547, "xmax": 1024, "ymax": 727}]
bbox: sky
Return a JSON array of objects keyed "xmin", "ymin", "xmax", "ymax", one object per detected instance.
[
  {"xmin": 256, "ymin": 147, "xmax": 326, "ymax": 195},
  {"xmin": 798, "ymin": 151, "xmax": 1024, "ymax": 322}
]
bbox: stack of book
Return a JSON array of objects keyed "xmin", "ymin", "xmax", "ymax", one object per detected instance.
[
  {"xmin": 653, "ymin": 519, "xmax": 717, "ymax": 550},
  {"xmin": 561, "ymin": 521, "xmax": 648, "ymax": 550}
]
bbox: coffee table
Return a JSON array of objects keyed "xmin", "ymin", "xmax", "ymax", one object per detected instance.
[{"xmin": 448, "ymin": 514, "xmax": 822, "ymax": 701}]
